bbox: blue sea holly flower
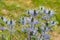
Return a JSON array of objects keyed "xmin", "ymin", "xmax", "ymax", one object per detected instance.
[
  {"xmin": 3, "ymin": 17, "xmax": 7, "ymax": 22},
  {"xmin": 7, "ymin": 20, "xmax": 10, "ymax": 25},
  {"xmin": 26, "ymin": 17, "xmax": 39, "ymax": 24},
  {"xmin": 48, "ymin": 10, "xmax": 51, "ymax": 15},
  {"xmin": 39, "ymin": 6, "xmax": 45, "ymax": 13},
  {"xmin": 43, "ymin": 34, "xmax": 50, "ymax": 40},
  {"xmin": 49, "ymin": 10, "xmax": 55, "ymax": 16},
  {"xmin": 47, "ymin": 10, "xmax": 54, "ymax": 17},
  {"xmin": 43, "ymin": 9, "xmax": 55, "ymax": 17},
  {"xmin": 28, "ymin": 27, "xmax": 37, "ymax": 36},
  {"xmin": 34, "ymin": 10, "xmax": 37, "ymax": 16},
  {"xmin": 30, "ymin": 17, "xmax": 34, "ymax": 28},
  {"xmin": 28, "ymin": 10, "xmax": 34, "ymax": 16},
  {"xmin": 0, "ymin": 16, "xmax": 8, "ymax": 24},
  {"xmin": 34, "ymin": 20, "xmax": 39, "ymax": 24},
  {"xmin": 34, "ymin": 10, "xmax": 39, "ymax": 16},
  {"xmin": 33, "ymin": 30, "xmax": 37, "ymax": 35},
  {"xmin": 44, "ymin": 9, "xmax": 49, "ymax": 15},
  {"xmin": 21, "ymin": 17, "xmax": 24, "ymax": 24},
  {"xmin": 36, "ymin": 10, "xmax": 39, "ymax": 14},
  {"xmin": 50, "ymin": 21, "xmax": 57, "ymax": 26},
  {"xmin": 28, "ymin": 10, "xmax": 39, "ymax": 17},
  {"xmin": 7, "ymin": 20, "xmax": 15, "ymax": 31},
  {"xmin": 45, "ymin": 27, "xmax": 50, "ymax": 32},
  {"xmin": 10, "ymin": 20, "xmax": 12, "ymax": 25},
  {"xmin": 26, "ymin": 17, "xmax": 31, "ymax": 23},
  {"xmin": 21, "ymin": 17, "xmax": 26, "ymax": 25},
  {"xmin": 11, "ymin": 20, "xmax": 15, "ymax": 26},
  {"xmin": 7, "ymin": 20, "xmax": 15, "ymax": 33},
  {"xmin": 40, "ymin": 6, "xmax": 44, "ymax": 10},
  {"xmin": 7, "ymin": 20, "xmax": 15, "ymax": 26}
]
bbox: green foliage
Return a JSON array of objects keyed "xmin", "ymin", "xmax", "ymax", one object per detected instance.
[
  {"xmin": 0, "ymin": 1, "xmax": 6, "ymax": 9},
  {"xmin": 32, "ymin": 0, "xmax": 40, "ymax": 7},
  {"xmin": 37, "ymin": 27, "xmax": 42, "ymax": 34},
  {"xmin": 0, "ymin": 19, "xmax": 6, "ymax": 26},
  {"xmin": 55, "ymin": 14, "xmax": 60, "ymax": 25},
  {"xmin": 5, "ymin": 3, "xmax": 21, "ymax": 11},
  {"xmin": 31, "ymin": 36, "xmax": 37, "ymax": 40}
]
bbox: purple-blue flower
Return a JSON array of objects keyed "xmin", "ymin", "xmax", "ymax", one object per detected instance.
[
  {"xmin": 0, "ymin": 16, "xmax": 8, "ymax": 24},
  {"xmin": 28, "ymin": 10, "xmax": 39, "ymax": 16},
  {"xmin": 7, "ymin": 19, "xmax": 15, "ymax": 26},
  {"xmin": 21, "ymin": 17, "xmax": 26, "ymax": 25},
  {"xmin": 0, "ymin": 27, "xmax": 6, "ymax": 30},
  {"xmin": 43, "ymin": 34, "xmax": 50, "ymax": 40},
  {"xmin": 34, "ymin": 20, "xmax": 39, "ymax": 24}
]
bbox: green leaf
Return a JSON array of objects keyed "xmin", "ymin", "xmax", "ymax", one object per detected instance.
[
  {"xmin": 0, "ymin": 19, "xmax": 6, "ymax": 26},
  {"xmin": 37, "ymin": 27, "xmax": 42, "ymax": 33}
]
